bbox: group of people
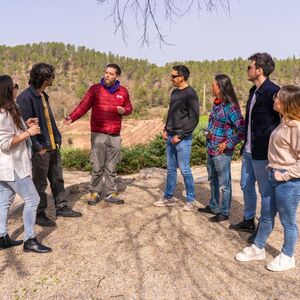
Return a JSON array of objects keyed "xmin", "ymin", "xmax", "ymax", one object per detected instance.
[
  {"xmin": 153, "ymin": 53, "xmax": 300, "ymax": 272},
  {"xmin": 0, "ymin": 53, "xmax": 299, "ymax": 273},
  {"xmin": 0, "ymin": 63, "xmax": 132, "ymax": 253}
]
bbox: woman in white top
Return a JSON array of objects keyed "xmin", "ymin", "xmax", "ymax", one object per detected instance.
[
  {"xmin": 235, "ymin": 85, "xmax": 300, "ymax": 271},
  {"xmin": 0, "ymin": 75, "xmax": 51, "ymax": 253}
]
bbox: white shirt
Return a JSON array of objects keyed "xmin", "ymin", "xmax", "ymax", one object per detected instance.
[
  {"xmin": 245, "ymin": 92, "xmax": 257, "ymax": 153},
  {"xmin": 0, "ymin": 110, "xmax": 32, "ymax": 181}
]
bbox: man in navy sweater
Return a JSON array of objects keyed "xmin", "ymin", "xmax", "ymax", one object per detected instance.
[{"xmin": 229, "ymin": 53, "xmax": 280, "ymax": 242}]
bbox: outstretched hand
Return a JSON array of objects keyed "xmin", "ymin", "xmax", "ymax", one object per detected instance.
[{"xmin": 63, "ymin": 116, "xmax": 72, "ymax": 126}]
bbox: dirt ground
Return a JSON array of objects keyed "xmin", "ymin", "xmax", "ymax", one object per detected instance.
[
  {"xmin": 59, "ymin": 119, "xmax": 164, "ymax": 149},
  {"xmin": 1, "ymin": 161, "xmax": 299, "ymax": 300}
]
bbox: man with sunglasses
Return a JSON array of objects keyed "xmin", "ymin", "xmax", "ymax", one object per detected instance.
[
  {"xmin": 153, "ymin": 65, "xmax": 200, "ymax": 211},
  {"xmin": 229, "ymin": 53, "xmax": 280, "ymax": 244}
]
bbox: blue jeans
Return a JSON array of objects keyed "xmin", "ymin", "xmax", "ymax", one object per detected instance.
[
  {"xmin": 0, "ymin": 172, "xmax": 40, "ymax": 241},
  {"xmin": 164, "ymin": 135, "xmax": 195, "ymax": 202},
  {"xmin": 207, "ymin": 153, "xmax": 232, "ymax": 216},
  {"xmin": 240, "ymin": 151, "xmax": 271, "ymax": 220},
  {"xmin": 255, "ymin": 169, "xmax": 300, "ymax": 257}
]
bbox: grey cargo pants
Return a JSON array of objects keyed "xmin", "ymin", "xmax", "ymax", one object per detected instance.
[{"xmin": 89, "ymin": 132, "xmax": 121, "ymax": 196}]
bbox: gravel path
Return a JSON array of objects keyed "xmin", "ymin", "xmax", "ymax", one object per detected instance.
[{"xmin": 1, "ymin": 162, "xmax": 299, "ymax": 299}]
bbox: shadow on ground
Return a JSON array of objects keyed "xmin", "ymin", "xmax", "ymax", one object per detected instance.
[{"xmin": 1, "ymin": 167, "xmax": 299, "ymax": 299}]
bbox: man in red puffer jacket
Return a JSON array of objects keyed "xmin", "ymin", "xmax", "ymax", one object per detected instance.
[{"xmin": 64, "ymin": 64, "xmax": 133, "ymax": 205}]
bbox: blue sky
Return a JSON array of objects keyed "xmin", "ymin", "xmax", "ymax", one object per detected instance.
[{"xmin": 1, "ymin": 0, "xmax": 300, "ymax": 65}]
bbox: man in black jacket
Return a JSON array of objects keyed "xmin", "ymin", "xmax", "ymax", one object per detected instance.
[
  {"xmin": 229, "ymin": 53, "xmax": 280, "ymax": 240},
  {"xmin": 153, "ymin": 65, "xmax": 200, "ymax": 212},
  {"xmin": 17, "ymin": 63, "xmax": 82, "ymax": 227}
]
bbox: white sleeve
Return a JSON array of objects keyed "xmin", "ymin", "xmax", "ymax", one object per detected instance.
[{"xmin": 0, "ymin": 112, "xmax": 14, "ymax": 151}]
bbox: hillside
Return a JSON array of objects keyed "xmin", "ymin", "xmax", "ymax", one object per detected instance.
[
  {"xmin": 1, "ymin": 42, "xmax": 300, "ymax": 119},
  {"xmin": 59, "ymin": 119, "xmax": 164, "ymax": 148}
]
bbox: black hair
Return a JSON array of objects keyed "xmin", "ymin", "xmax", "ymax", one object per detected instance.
[
  {"xmin": 106, "ymin": 63, "xmax": 122, "ymax": 76},
  {"xmin": 172, "ymin": 65, "xmax": 190, "ymax": 81},
  {"xmin": 214, "ymin": 74, "xmax": 239, "ymax": 106},
  {"xmin": 0, "ymin": 75, "xmax": 23, "ymax": 129},
  {"xmin": 248, "ymin": 52, "xmax": 275, "ymax": 77},
  {"xmin": 29, "ymin": 63, "xmax": 55, "ymax": 88}
]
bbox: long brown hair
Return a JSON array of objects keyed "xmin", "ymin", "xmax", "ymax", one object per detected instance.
[
  {"xmin": 278, "ymin": 85, "xmax": 300, "ymax": 122},
  {"xmin": 215, "ymin": 74, "xmax": 239, "ymax": 106},
  {"xmin": 0, "ymin": 75, "xmax": 23, "ymax": 129}
]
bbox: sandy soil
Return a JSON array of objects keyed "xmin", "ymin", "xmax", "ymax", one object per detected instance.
[{"xmin": 1, "ymin": 161, "xmax": 299, "ymax": 300}]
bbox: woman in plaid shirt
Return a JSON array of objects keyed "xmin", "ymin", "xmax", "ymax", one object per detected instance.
[{"xmin": 198, "ymin": 74, "xmax": 245, "ymax": 222}]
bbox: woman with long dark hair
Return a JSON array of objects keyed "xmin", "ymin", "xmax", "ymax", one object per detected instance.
[
  {"xmin": 0, "ymin": 75, "xmax": 51, "ymax": 253},
  {"xmin": 236, "ymin": 85, "xmax": 300, "ymax": 271},
  {"xmin": 198, "ymin": 74, "xmax": 245, "ymax": 222}
]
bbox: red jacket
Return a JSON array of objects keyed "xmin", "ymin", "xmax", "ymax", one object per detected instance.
[{"xmin": 69, "ymin": 84, "xmax": 133, "ymax": 135}]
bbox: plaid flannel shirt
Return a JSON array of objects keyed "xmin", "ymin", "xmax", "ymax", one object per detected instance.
[{"xmin": 206, "ymin": 102, "xmax": 245, "ymax": 156}]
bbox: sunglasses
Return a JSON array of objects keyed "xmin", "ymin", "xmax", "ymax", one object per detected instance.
[
  {"xmin": 273, "ymin": 93, "xmax": 279, "ymax": 101},
  {"xmin": 14, "ymin": 83, "xmax": 19, "ymax": 90},
  {"xmin": 171, "ymin": 74, "xmax": 182, "ymax": 79}
]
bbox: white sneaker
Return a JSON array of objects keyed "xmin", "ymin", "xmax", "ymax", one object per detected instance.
[
  {"xmin": 235, "ymin": 244, "xmax": 266, "ymax": 262},
  {"xmin": 153, "ymin": 197, "xmax": 176, "ymax": 207},
  {"xmin": 183, "ymin": 201, "xmax": 194, "ymax": 212},
  {"xmin": 266, "ymin": 252, "xmax": 295, "ymax": 272}
]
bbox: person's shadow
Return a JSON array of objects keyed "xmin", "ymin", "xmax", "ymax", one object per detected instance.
[{"xmin": 8, "ymin": 176, "xmax": 135, "ymax": 242}]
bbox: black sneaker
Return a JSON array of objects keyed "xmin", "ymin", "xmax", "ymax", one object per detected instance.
[
  {"xmin": 0, "ymin": 234, "xmax": 23, "ymax": 250},
  {"xmin": 104, "ymin": 194, "xmax": 124, "ymax": 205},
  {"xmin": 36, "ymin": 211, "xmax": 56, "ymax": 227},
  {"xmin": 209, "ymin": 213, "xmax": 229, "ymax": 223},
  {"xmin": 23, "ymin": 238, "xmax": 52, "ymax": 253},
  {"xmin": 56, "ymin": 206, "xmax": 82, "ymax": 217},
  {"xmin": 198, "ymin": 205, "xmax": 217, "ymax": 215},
  {"xmin": 229, "ymin": 217, "xmax": 255, "ymax": 233}
]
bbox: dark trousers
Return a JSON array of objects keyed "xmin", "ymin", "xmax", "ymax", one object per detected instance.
[{"xmin": 32, "ymin": 148, "xmax": 67, "ymax": 213}]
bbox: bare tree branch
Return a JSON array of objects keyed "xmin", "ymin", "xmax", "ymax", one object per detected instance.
[{"xmin": 97, "ymin": 0, "xmax": 231, "ymax": 47}]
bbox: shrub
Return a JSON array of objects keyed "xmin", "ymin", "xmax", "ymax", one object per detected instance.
[
  {"xmin": 61, "ymin": 119, "xmax": 243, "ymax": 174},
  {"xmin": 61, "ymin": 148, "xmax": 91, "ymax": 172}
]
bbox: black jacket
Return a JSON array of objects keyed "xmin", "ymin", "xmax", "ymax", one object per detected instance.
[
  {"xmin": 16, "ymin": 86, "xmax": 62, "ymax": 152},
  {"xmin": 243, "ymin": 78, "xmax": 280, "ymax": 160}
]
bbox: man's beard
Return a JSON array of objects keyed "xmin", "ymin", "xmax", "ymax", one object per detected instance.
[{"xmin": 104, "ymin": 79, "xmax": 115, "ymax": 87}]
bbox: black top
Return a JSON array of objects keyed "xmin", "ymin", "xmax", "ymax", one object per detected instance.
[
  {"xmin": 243, "ymin": 78, "xmax": 280, "ymax": 160},
  {"xmin": 16, "ymin": 86, "xmax": 62, "ymax": 152},
  {"xmin": 165, "ymin": 86, "xmax": 200, "ymax": 138}
]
